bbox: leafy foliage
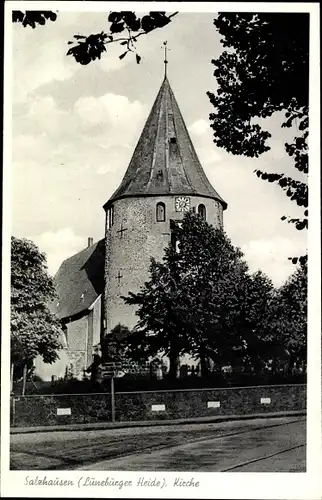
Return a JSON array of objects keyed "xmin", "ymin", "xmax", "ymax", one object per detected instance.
[
  {"xmin": 66, "ymin": 11, "xmax": 177, "ymax": 65},
  {"xmin": 123, "ymin": 250, "xmax": 190, "ymax": 378},
  {"xmin": 123, "ymin": 213, "xmax": 276, "ymax": 377},
  {"xmin": 13, "ymin": 10, "xmax": 176, "ymax": 65},
  {"xmin": 101, "ymin": 323, "xmax": 131, "ymax": 362},
  {"xmin": 11, "ymin": 237, "xmax": 62, "ymax": 370},
  {"xmin": 12, "ymin": 10, "xmax": 57, "ymax": 28},
  {"xmin": 207, "ymin": 13, "xmax": 309, "ymax": 232},
  {"xmin": 13, "ymin": 10, "xmax": 177, "ymax": 66},
  {"xmin": 270, "ymin": 261, "xmax": 307, "ymax": 373}
]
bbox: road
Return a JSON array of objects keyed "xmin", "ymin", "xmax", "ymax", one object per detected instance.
[{"xmin": 11, "ymin": 416, "xmax": 306, "ymax": 472}]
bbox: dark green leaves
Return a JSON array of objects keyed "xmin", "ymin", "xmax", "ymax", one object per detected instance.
[
  {"xmin": 270, "ymin": 259, "xmax": 307, "ymax": 371},
  {"xmin": 65, "ymin": 11, "xmax": 177, "ymax": 67},
  {"xmin": 123, "ymin": 212, "xmax": 279, "ymax": 376},
  {"xmin": 209, "ymin": 13, "xmax": 308, "ymax": 236},
  {"xmin": 12, "ymin": 10, "xmax": 57, "ymax": 28},
  {"xmin": 67, "ymin": 33, "xmax": 107, "ymax": 65},
  {"xmin": 13, "ymin": 9, "xmax": 177, "ymax": 67},
  {"xmin": 141, "ymin": 12, "xmax": 171, "ymax": 32},
  {"xmin": 11, "ymin": 237, "xmax": 62, "ymax": 367}
]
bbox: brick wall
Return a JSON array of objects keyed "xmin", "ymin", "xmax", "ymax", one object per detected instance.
[{"xmin": 11, "ymin": 384, "xmax": 306, "ymax": 428}]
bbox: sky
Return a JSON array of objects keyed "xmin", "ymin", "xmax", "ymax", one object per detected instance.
[{"xmin": 11, "ymin": 10, "xmax": 307, "ymax": 286}]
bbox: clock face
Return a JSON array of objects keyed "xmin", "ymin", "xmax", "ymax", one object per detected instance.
[{"xmin": 175, "ymin": 196, "xmax": 190, "ymax": 212}]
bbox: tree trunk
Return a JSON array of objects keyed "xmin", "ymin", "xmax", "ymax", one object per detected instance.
[
  {"xmin": 22, "ymin": 364, "xmax": 27, "ymax": 396},
  {"xmin": 168, "ymin": 345, "xmax": 179, "ymax": 380},
  {"xmin": 287, "ymin": 355, "xmax": 295, "ymax": 376},
  {"xmin": 199, "ymin": 347, "xmax": 209, "ymax": 378}
]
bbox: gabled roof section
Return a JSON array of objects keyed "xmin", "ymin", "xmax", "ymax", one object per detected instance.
[
  {"xmin": 49, "ymin": 239, "xmax": 105, "ymax": 320},
  {"xmin": 105, "ymin": 77, "xmax": 227, "ymax": 210}
]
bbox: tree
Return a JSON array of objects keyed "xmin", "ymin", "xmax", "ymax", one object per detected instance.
[
  {"xmin": 123, "ymin": 249, "xmax": 190, "ymax": 379},
  {"xmin": 171, "ymin": 214, "xmax": 275, "ymax": 375},
  {"xmin": 101, "ymin": 323, "xmax": 131, "ymax": 362},
  {"xmin": 207, "ymin": 13, "xmax": 308, "ymax": 242},
  {"xmin": 237, "ymin": 270, "xmax": 276, "ymax": 374},
  {"xmin": 270, "ymin": 261, "xmax": 307, "ymax": 374},
  {"xmin": 12, "ymin": 10, "xmax": 178, "ymax": 66},
  {"xmin": 123, "ymin": 212, "xmax": 275, "ymax": 378},
  {"xmin": 11, "ymin": 237, "xmax": 62, "ymax": 390}
]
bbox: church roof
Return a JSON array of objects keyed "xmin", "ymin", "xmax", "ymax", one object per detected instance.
[
  {"xmin": 49, "ymin": 239, "xmax": 105, "ymax": 320},
  {"xmin": 105, "ymin": 76, "xmax": 227, "ymax": 210}
]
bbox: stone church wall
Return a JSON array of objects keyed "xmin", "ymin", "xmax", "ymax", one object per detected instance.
[
  {"xmin": 87, "ymin": 297, "xmax": 102, "ymax": 367},
  {"xmin": 34, "ymin": 302, "xmax": 102, "ymax": 382},
  {"xmin": 104, "ymin": 195, "xmax": 223, "ymax": 332},
  {"xmin": 91, "ymin": 297, "xmax": 102, "ymax": 348},
  {"xmin": 65, "ymin": 315, "xmax": 88, "ymax": 378}
]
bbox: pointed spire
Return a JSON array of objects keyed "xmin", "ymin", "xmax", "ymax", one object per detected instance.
[{"xmin": 105, "ymin": 77, "xmax": 227, "ymax": 210}]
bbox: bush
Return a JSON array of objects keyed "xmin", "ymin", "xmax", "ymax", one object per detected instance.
[{"xmin": 22, "ymin": 370, "xmax": 306, "ymax": 395}]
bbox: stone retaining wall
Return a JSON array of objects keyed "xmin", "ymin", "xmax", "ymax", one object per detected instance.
[{"xmin": 11, "ymin": 384, "xmax": 306, "ymax": 428}]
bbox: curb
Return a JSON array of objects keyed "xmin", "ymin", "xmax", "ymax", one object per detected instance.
[{"xmin": 10, "ymin": 410, "xmax": 306, "ymax": 434}]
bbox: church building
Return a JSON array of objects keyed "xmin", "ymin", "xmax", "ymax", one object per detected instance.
[{"xmin": 35, "ymin": 71, "xmax": 227, "ymax": 381}]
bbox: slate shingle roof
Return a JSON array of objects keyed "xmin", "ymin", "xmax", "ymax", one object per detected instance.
[
  {"xmin": 105, "ymin": 76, "xmax": 227, "ymax": 210},
  {"xmin": 50, "ymin": 239, "xmax": 105, "ymax": 320}
]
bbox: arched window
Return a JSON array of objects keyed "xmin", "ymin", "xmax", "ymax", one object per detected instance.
[
  {"xmin": 156, "ymin": 202, "xmax": 166, "ymax": 222},
  {"xmin": 198, "ymin": 203, "xmax": 206, "ymax": 220}
]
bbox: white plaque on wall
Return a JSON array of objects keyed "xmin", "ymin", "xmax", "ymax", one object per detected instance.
[
  {"xmin": 207, "ymin": 401, "xmax": 220, "ymax": 408},
  {"xmin": 57, "ymin": 408, "xmax": 72, "ymax": 415},
  {"xmin": 151, "ymin": 404, "xmax": 166, "ymax": 412},
  {"xmin": 260, "ymin": 397, "xmax": 271, "ymax": 404}
]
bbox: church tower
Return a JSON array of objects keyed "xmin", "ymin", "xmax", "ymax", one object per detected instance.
[{"xmin": 103, "ymin": 73, "xmax": 227, "ymax": 333}]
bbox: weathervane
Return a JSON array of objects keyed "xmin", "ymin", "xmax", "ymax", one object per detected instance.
[{"xmin": 163, "ymin": 41, "xmax": 170, "ymax": 77}]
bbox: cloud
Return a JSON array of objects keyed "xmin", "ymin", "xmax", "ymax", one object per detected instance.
[
  {"xmin": 241, "ymin": 236, "xmax": 307, "ymax": 286},
  {"xmin": 12, "ymin": 91, "xmax": 146, "ymax": 241},
  {"xmin": 188, "ymin": 119, "xmax": 210, "ymax": 136},
  {"xmin": 31, "ymin": 228, "xmax": 85, "ymax": 276},
  {"xmin": 96, "ymin": 144, "xmax": 132, "ymax": 175},
  {"xmin": 74, "ymin": 93, "xmax": 145, "ymax": 146},
  {"xmin": 96, "ymin": 42, "xmax": 131, "ymax": 73},
  {"xmin": 13, "ymin": 90, "xmax": 145, "ymax": 186},
  {"xmin": 195, "ymin": 147, "xmax": 222, "ymax": 165},
  {"xmin": 188, "ymin": 119, "xmax": 222, "ymax": 165},
  {"xmin": 13, "ymin": 26, "xmax": 77, "ymax": 103}
]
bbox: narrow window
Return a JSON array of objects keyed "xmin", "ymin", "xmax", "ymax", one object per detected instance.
[
  {"xmin": 170, "ymin": 137, "xmax": 177, "ymax": 144},
  {"xmin": 109, "ymin": 205, "xmax": 114, "ymax": 227},
  {"xmin": 62, "ymin": 324, "xmax": 68, "ymax": 347},
  {"xmin": 156, "ymin": 202, "xmax": 166, "ymax": 222},
  {"xmin": 107, "ymin": 205, "xmax": 114, "ymax": 229},
  {"xmin": 198, "ymin": 203, "xmax": 206, "ymax": 220}
]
